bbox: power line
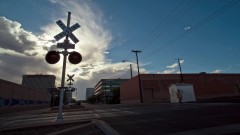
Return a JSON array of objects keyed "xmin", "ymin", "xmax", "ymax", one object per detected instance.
[
  {"xmin": 142, "ymin": 0, "xmax": 240, "ymax": 61},
  {"xmin": 188, "ymin": 0, "xmax": 240, "ymax": 33},
  {"xmin": 140, "ymin": 0, "xmax": 195, "ymax": 51},
  {"xmin": 122, "ymin": 0, "xmax": 193, "ymax": 61}
]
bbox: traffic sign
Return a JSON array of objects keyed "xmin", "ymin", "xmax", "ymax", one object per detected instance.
[
  {"xmin": 67, "ymin": 82, "xmax": 73, "ymax": 86},
  {"xmin": 56, "ymin": 20, "xmax": 67, "ymax": 30},
  {"xmin": 68, "ymin": 33, "xmax": 79, "ymax": 43},
  {"xmin": 67, "ymin": 74, "xmax": 74, "ymax": 82},
  {"xmin": 54, "ymin": 20, "xmax": 80, "ymax": 43},
  {"xmin": 57, "ymin": 42, "xmax": 75, "ymax": 49},
  {"xmin": 69, "ymin": 23, "xmax": 81, "ymax": 32}
]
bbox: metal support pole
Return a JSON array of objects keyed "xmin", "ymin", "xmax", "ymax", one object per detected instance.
[
  {"xmin": 104, "ymin": 81, "xmax": 106, "ymax": 104},
  {"xmin": 75, "ymin": 88, "xmax": 77, "ymax": 100},
  {"xmin": 57, "ymin": 49, "xmax": 67, "ymax": 122},
  {"xmin": 130, "ymin": 64, "xmax": 133, "ymax": 79},
  {"xmin": 56, "ymin": 12, "xmax": 71, "ymax": 122},
  {"xmin": 132, "ymin": 50, "xmax": 143, "ymax": 103},
  {"xmin": 177, "ymin": 57, "xmax": 184, "ymax": 83}
]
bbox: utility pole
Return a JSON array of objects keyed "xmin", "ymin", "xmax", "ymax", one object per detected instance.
[
  {"xmin": 122, "ymin": 60, "xmax": 133, "ymax": 79},
  {"xmin": 132, "ymin": 50, "xmax": 143, "ymax": 103},
  {"xmin": 130, "ymin": 64, "xmax": 133, "ymax": 79},
  {"xmin": 177, "ymin": 57, "xmax": 184, "ymax": 83}
]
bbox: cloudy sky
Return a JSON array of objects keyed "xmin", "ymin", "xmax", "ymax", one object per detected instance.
[{"xmin": 0, "ymin": 0, "xmax": 240, "ymax": 100}]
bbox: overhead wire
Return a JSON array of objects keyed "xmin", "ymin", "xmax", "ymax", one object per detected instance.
[
  {"xmin": 142, "ymin": 0, "xmax": 240, "ymax": 61},
  {"xmin": 121, "ymin": 0, "xmax": 190, "ymax": 61},
  {"xmin": 140, "ymin": 0, "xmax": 195, "ymax": 51}
]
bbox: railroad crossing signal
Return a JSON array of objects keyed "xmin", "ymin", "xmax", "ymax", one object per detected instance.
[
  {"xmin": 45, "ymin": 51, "xmax": 60, "ymax": 64},
  {"xmin": 67, "ymin": 82, "xmax": 73, "ymax": 86},
  {"xmin": 54, "ymin": 20, "xmax": 80, "ymax": 44},
  {"xmin": 57, "ymin": 42, "xmax": 75, "ymax": 49},
  {"xmin": 68, "ymin": 51, "xmax": 82, "ymax": 64},
  {"xmin": 50, "ymin": 12, "xmax": 81, "ymax": 123},
  {"xmin": 67, "ymin": 74, "xmax": 74, "ymax": 82}
]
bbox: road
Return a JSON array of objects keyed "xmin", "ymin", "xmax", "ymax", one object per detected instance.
[
  {"xmin": 0, "ymin": 106, "xmax": 136, "ymax": 131},
  {"xmin": 0, "ymin": 103, "xmax": 240, "ymax": 134},
  {"xmin": 84, "ymin": 103, "xmax": 240, "ymax": 135}
]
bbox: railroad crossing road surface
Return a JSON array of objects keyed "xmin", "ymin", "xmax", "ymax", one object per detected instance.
[
  {"xmin": 84, "ymin": 103, "xmax": 240, "ymax": 135},
  {"xmin": 0, "ymin": 103, "xmax": 240, "ymax": 135},
  {"xmin": 0, "ymin": 106, "xmax": 136, "ymax": 131}
]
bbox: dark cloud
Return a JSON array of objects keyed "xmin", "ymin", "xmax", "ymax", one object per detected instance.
[
  {"xmin": 0, "ymin": 17, "xmax": 37, "ymax": 53},
  {"xmin": 0, "ymin": 53, "xmax": 58, "ymax": 83},
  {"xmin": 42, "ymin": 44, "xmax": 57, "ymax": 51},
  {"xmin": 24, "ymin": 52, "xmax": 38, "ymax": 56},
  {"xmin": 42, "ymin": 46, "xmax": 49, "ymax": 51},
  {"xmin": 49, "ymin": 45, "xmax": 57, "ymax": 50}
]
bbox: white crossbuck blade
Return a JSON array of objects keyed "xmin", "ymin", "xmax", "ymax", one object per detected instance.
[{"xmin": 54, "ymin": 20, "xmax": 80, "ymax": 43}]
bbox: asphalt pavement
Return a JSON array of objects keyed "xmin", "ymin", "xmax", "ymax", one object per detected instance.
[
  {"xmin": 0, "ymin": 103, "xmax": 240, "ymax": 135},
  {"xmin": 83, "ymin": 103, "xmax": 240, "ymax": 135}
]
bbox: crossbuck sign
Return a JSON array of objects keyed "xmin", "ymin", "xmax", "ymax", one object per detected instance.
[
  {"xmin": 54, "ymin": 20, "xmax": 80, "ymax": 44},
  {"xmin": 67, "ymin": 74, "xmax": 74, "ymax": 82}
]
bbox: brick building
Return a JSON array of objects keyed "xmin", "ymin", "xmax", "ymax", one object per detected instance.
[{"xmin": 120, "ymin": 73, "xmax": 240, "ymax": 103}]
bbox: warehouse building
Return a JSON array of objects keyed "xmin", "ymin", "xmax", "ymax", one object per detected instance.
[
  {"xmin": 22, "ymin": 74, "xmax": 56, "ymax": 92},
  {"xmin": 22, "ymin": 74, "xmax": 56, "ymax": 104},
  {"xmin": 120, "ymin": 73, "xmax": 240, "ymax": 103},
  {"xmin": 0, "ymin": 78, "xmax": 49, "ymax": 107}
]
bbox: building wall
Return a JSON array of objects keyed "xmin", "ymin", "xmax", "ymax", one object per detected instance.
[
  {"xmin": 86, "ymin": 88, "xmax": 94, "ymax": 99},
  {"xmin": 0, "ymin": 79, "xmax": 49, "ymax": 107},
  {"xmin": 94, "ymin": 79, "xmax": 129, "ymax": 103},
  {"xmin": 94, "ymin": 79, "xmax": 129, "ymax": 95},
  {"xmin": 120, "ymin": 74, "xmax": 240, "ymax": 103},
  {"xmin": 120, "ymin": 76, "xmax": 140, "ymax": 103},
  {"xmin": 22, "ymin": 74, "xmax": 56, "ymax": 92}
]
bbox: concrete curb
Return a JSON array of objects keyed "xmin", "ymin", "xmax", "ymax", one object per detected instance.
[
  {"xmin": 93, "ymin": 120, "xmax": 120, "ymax": 135},
  {"xmin": 46, "ymin": 122, "xmax": 93, "ymax": 135}
]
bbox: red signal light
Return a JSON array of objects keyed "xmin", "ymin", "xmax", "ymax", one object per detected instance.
[
  {"xmin": 68, "ymin": 51, "xmax": 82, "ymax": 64},
  {"xmin": 45, "ymin": 51, "xmax": 60, "ymax": 64}
]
